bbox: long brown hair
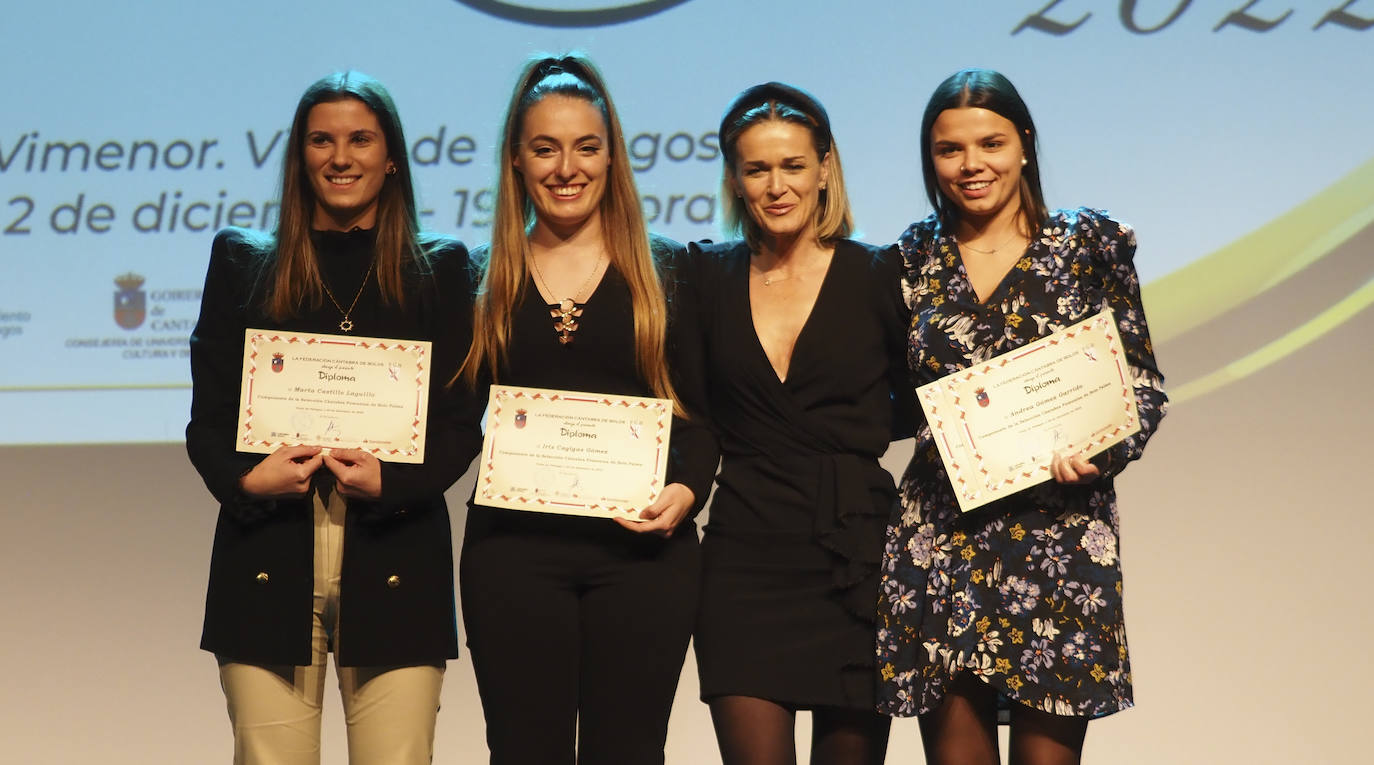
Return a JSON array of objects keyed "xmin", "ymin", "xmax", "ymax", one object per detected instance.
[
  {"xmin": 260, "ymin": 71, "xmax": 431, "ymax": 319},
  {"xmin": 459, "ymin": 54, "xmax": 680, "ymax": 413}
]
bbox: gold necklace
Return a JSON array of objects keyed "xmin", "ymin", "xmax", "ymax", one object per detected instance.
[
  {"xmin": 957, "ymin": 230, "xmax": 1025, "ymax": 256},
  {"xmin": 530, "ymin": 252, "xmax": 604, "ymax": 345},
  {"xmin": 319, "ymin": 259, "xmax": 374, "ymax": 333}
]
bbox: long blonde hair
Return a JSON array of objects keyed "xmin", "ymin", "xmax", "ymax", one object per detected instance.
[
  {"xmin": 459, "ymin": 54, "xmax": 680, "ymax": 413},
  {"xmin": 259, "ymin": 71, "xmax": 432, "ymax": 319}
]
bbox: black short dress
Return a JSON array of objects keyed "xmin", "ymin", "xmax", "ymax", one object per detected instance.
[{"xmin": 686, "ymin": 239, "xmax": 912, "ymax": 710}]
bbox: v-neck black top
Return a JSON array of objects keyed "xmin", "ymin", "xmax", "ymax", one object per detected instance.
[
  {"xmin": 506, "ymin": 267, "xmax": 643, "ymax": 395},
  {"xmin": 687, "ymin": 239, "xmax": 911, "ymax": 535},
  {"xmin": 469, "ymin": 242, "xmax": 718, "ymax": 519}
]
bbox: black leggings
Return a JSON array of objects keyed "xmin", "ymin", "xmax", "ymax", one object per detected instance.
[{"xmin": 460, "ymin": 509, "xmax": 701, "ymax": 765}]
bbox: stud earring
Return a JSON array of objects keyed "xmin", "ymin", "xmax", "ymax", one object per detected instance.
[{"xmin": 1021, "ymin": 157, "xmax": 1028, "ymax": 167}]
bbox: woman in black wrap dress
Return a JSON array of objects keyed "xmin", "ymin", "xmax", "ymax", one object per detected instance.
[{"xmin": 688, "ymin": 82, "xmax": 912, "ymax": 765}]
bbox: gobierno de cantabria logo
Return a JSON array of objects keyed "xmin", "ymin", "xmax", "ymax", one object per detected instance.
[{"xmin": 454, "ymin": 0, "xmax": 690, "ymax": 27}]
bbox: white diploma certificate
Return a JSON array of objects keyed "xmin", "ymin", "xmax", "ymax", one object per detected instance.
[
  {"xmin": 475, "ymin": 385, "xmax": 672, "ymax": 520},
  {"xmin": 918, "ymin": 308, "xmax": 1140, "ymax": 512},
  {"xmin": 234, "ymin": 329, "xmax": 431, "ymax": 463}
]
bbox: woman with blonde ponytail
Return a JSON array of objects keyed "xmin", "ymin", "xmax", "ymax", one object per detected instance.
[{"xmin": 456, "ymin": 54, "xmax": 716, "ymax": 765}]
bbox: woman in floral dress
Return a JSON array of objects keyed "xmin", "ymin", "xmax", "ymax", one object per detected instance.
[{"xmin": 876, "ymin": 68, "xmax": 1168, "ymax": 764}]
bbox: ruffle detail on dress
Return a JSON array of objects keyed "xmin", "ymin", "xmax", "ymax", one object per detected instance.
[
  {"xmin": 812, "ymin": 453, "xmax": 896, "ymax": 621},
  {"xmin": 812, "ymin": 453, "xmax": 897, "ymax": 707}
]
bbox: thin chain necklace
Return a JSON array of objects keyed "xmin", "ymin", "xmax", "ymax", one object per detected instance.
[
  {"xmin": 530, "ymin": 251, "xmax": 604, "ymax": 345},
  {"xmin": 755, "ymin": 249, "xmax": 825, "ymax": 286},
  {"xmin": 957, "ymin": 230, "xmax": 1026, "ymax": 256},
  {"xmin": 320, "ymin": 259, "xmax": 374, "ymax": 333}
]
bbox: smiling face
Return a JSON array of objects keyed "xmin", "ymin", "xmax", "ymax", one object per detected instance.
[
  {"xmin": 730, "ymin": 119, "xmax": 829, "ymax": 246},
  {"xmin": 513, "ymin": 94, "xmax": 610, "ymax": 236},
  {"xmin": 303, "ymin": 98, "xmax": 393, "ymax": 231},
  {"xmin": 929, "ymin": 106, "xmax": 1026, "ymax": 230}
]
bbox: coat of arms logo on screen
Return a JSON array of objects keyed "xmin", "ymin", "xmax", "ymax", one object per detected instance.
[
  {"xmin": 454, "ymin": 0, "xmax": 690, "ymax": 27},
  {"xmin": 114, "ymin": 272, "xmax": 146, "ymax": 330}
]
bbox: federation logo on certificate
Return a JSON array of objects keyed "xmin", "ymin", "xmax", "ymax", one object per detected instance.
[{"xmin": 476, "ymin": 385, "xmax": 672, "ymax": 520}]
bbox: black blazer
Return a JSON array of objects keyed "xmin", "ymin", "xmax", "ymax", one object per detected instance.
[{"xmin": 187, "ymin": 227, "xmax": 482, "ymax": 666}]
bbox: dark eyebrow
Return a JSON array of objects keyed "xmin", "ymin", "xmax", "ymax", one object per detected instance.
[
  {"xmin": 933, "ymin": 132, "xmax": 1008, "ymax": 146},
  {"xmin": 306, "ymin": 128, "xmax": 379, "ymax": 139},
  {"xmin": 741, "ymin": 155, "xmax": 807, "ymax": 167},
  {"xmin": 527, "ymin": 133, "xmax": 603, "ymax": 144}
]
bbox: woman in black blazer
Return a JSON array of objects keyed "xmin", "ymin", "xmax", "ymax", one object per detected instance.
[{"xmin": 186, "ymin": 71, "xmax": 480, "ymax": 765}]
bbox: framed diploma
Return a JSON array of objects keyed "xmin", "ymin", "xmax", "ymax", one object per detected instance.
[
  {"xmin": 234, "ymin": 329, "xmax": 431, "ymax": 463},
  {"xmin": 476, "ymin": 385, "xmax": 672, "ymax": 521},
  {"xmin": 919, "ymin": 308, "xmax": 1140, "ymax": 512}
]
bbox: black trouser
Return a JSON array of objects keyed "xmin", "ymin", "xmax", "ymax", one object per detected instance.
[{"xmin": 460, "ymin": 508, "xmax": 701, "ymax": 765}]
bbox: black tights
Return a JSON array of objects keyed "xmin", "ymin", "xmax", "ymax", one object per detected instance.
[
  {"xmin": 709, "ymin": 695, "xmax": 890, "ymax": 765},
  {"xmin": 918, "ymin": 673, "xmax": 1088, "ymax": 765}
]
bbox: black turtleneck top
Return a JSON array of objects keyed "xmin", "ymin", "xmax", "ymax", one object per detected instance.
[{"xmin": 467, "ymin": 240, "xmax": 719, "ymax": 521}]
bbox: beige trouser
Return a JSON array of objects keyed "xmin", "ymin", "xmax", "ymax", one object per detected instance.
[{"xmin": 217, "ymin": 488, "xmax": 445, "ymax": 765}]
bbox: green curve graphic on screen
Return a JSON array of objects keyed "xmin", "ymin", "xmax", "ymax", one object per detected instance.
[
  {"xmin": 1145, "ymin": 154, "xmax": 1374, "ymax": 403},
  {"xmin": 1145, "ymin": 154, "xmax": 1374, "ymax": 342},
  {"xmin": 1168, "ymin": 276, "xmax": 1374, "ymax": 403}
]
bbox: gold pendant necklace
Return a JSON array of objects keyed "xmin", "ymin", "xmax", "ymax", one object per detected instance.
[
  {"xmin": 320, "ymin": 259, "xmax": 374, "ymax": 333},
  {"xmin": 531, "ymin": 252, "xmax": 604, "ymax": 345}
]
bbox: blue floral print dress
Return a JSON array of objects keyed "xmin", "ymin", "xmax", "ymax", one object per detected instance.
[{"xmin": 876, "ymin": 208, "xmax": 1167, "ymax": 718}]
